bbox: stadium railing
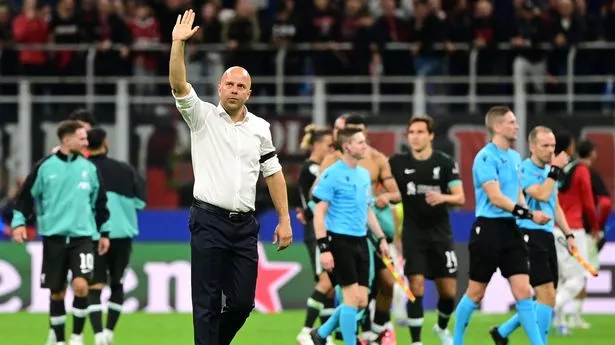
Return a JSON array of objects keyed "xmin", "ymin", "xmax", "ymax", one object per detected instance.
[{"xmin": 2, "ymin": 41, "xmax": 615, "ymax": 177}]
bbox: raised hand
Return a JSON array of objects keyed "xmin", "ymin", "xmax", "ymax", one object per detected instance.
[
  {"xmin": 172, "ymin": 9, "xmax": 200, "ymax": 42},
  {"xmin": 551, "ymin": 151, "xmax": 570, "ymax": 168}
]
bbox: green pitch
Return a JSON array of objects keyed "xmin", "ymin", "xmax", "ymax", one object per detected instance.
[{"xmin": 0, "ymin": 311, "xmax": 611, "ymax": 344}]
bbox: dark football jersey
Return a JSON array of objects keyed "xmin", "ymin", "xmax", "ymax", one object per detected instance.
[
  {"xmin": 298, "ymin": 159, "xmax": 320, "ymax": 240},
  {"xmin": 389, "ymin": 150, "xmax": 461, "ymax": 241}
]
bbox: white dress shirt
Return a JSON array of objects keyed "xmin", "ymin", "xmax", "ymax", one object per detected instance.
[{"xmin": 173, "ymin": 85, "xmax": 282, "ymax": 212}]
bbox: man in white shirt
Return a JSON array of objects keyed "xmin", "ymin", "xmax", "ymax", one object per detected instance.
[{"xmin": 169, "ymin": 9, "xmax": 293, "ymax": 345}]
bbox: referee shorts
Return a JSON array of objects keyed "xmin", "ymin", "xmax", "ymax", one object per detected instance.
[
  {"xmin": 329, "ymin": 232, "xmax": 370, "ymax": 288},
  {"xmin": 520, "ymin": 229, "xmax": 558, "ymax": 288},
  {"xmin": 468, "ymin": 217, "xmax": 529, "ymax": 283}
]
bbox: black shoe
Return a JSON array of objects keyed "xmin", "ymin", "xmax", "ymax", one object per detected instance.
[
  {"xmin": 310, "ymin": 329, "xmax": 327, "ymax": 345},
  {"xmin": 489, "ymin": 327, "xmax": 509, "ymax": 345}
]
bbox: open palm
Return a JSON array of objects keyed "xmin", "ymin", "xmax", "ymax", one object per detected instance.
[{"xmin": 172, "ymin": 9, "xmax": 199, "ymax": 41}]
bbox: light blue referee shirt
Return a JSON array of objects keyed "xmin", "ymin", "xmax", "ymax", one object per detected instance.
[
  {"xmin": 473, "ymin": 142, "xmax": 522, "ymax": 218},
  {"xmin": 516, "ymin": 159, "xmax": 557, "ymax": 231},
  {"xmin": 312, "ymin": 160, "xmax": 372, "ymax": 237}
]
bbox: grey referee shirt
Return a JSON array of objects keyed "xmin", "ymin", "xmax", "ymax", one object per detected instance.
[{"xmin": 173, "ymin": 85, "xmax": 282, "ymax": 212}]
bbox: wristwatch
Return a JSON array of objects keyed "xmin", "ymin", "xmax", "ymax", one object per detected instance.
[{"xmin": 565, "ymin": 233, "xmax": 575, "ymax": 240}]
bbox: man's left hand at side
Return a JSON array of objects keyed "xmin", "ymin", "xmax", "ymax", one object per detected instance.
[{"xmin": 273, "ymin": 218, "xmax": 293, "ymax": 251}]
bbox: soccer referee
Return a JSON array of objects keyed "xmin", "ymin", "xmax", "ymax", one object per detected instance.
[
  {"xmin": 309, "ymin": 128, "xmax": 390, "ymax": 345},
  {"xmin": 452, "ymin": 107, "xmax": 550, "ymax": 345},
  {"xmin": 490, "ymin": 126, "xmax": 578, "ymax": 345},
  {"xmin": 169, "ymin": 10, "xmax": 292, "ymax": 345}
]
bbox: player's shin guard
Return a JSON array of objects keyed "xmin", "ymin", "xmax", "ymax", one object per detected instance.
[
  {"xmin": 339, "ymin": 305, "xmax": 358, "ymax": 345},
  {"xmin": 72, "ymin": 296, "xmax": 88, "ymax": 335},
  {"xmin": 517, "ymin": 298, "xmax": 544, "ymax": 345},
  {"xmin": 437, "ymin": 297, "xmax": 454, "ymax": 330},
  {"xmin": 452, "ymin": 294, "xmax": 477, "ymax": 345},
  {"xmin": 535, "ymin": 303, "xmax": 553, "ymax": 345},
  {"xmin": 106, "ymin": 284, "xmax": 124, "ymax": 331},
  {"xmin": 497, "ymin": 313, "xmax": 520, "ymax": 338},
  {"xmin": 304, "ymin": 290, "xmax": 328, "ymax": 328},
  {"xmin": 318, "ymin": 306, "xmax": 342, "ymax": 339},
  {"xmin": 50, "ymin": 298, "xmax": 67, "ymax": 342},
  {"xmin": 88, "ymin": 289, "xmax": 104, "ymax": 334},
  {"xmin": 372, "ymin": 308, "xmax": 391, "ymax": 334},
  {"xmin": 406, "ymin": 295, "xmax": 424, "ymax": 343},
  {"xmin": 359, "ymin": 305, "xmax": 372, "ymax": 333},
  {"xmin": 319, "ymin": 295, "xmax": 336, "ymax": 326}
]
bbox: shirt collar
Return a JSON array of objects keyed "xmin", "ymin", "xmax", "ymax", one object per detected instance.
[
  {"xmin": 55, "ymin": 150, "xmax": 80, "ymax": 162},
  {"xmin": 488, "ymin": 141, "xmax": 509, "ymax": 155},
  {"xmin": 89, "ymin": 152, "xmax": 107, "ymax": 160},
  {"xmin": 216, "ymin": 103, "xmax": 251, "ymax": 124}
]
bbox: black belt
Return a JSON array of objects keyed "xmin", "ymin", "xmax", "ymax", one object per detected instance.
[{"xmin": 193, "ymin": 199, "xmax": 253, "ymax": 221}]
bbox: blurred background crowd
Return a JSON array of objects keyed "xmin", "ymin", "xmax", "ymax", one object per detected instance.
[{"xmin": 0, "ymin": 0, "xmax": 615, "ymax": 102}]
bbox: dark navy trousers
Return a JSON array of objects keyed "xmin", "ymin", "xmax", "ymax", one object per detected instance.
[{"xmin": 189, "ymin": 203, "xmax": 259, "ymax": 345}]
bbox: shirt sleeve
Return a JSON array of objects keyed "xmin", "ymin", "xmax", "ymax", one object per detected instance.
[
  {"xmin": 444, "ymin": 156, "xmax": 462, "ymax": 189},
  {"xmin": 131, "ymin": 166, "xmax": 147, "ymax": 210},
  {"xmin": 520, "ymin": 166, "xmax": 541, "ymax": 191},
  {"xmin": 172, "ymin": 84, "xmax": 214, "ymax": 132},
  {"xmin": 312, "ymin": 169, "xmax": 336, "ymax": 203},
  {"xmin": 91, "ymin": 166, "xmax": 110, "ymax": 235},
  {"xmin": 11, "ymin": 159, "xmax": 45, "ymax": 229},
  {"xmin": 259, "ymin": 122, "xmax": 282, "ymax": 178},
  {"xmin": 574, "ymin": 165, "xmax": 599, "ymax": 231},
  {"xmin": 474, "ymin": 153, "xmax": 498, "ymax": 187}
]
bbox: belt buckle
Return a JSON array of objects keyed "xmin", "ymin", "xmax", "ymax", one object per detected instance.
[{"xmin": 229, "ymin": 212, "xmax": 241, "ymax": 220}]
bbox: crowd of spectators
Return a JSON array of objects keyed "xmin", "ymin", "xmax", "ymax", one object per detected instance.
[
  {"xmin": 0, "ymin": 0, "xmax": 614, "ymax": 102},
  {"xmin": 2, "ymin": 0, "xmax": 615, "ymax": 210}
]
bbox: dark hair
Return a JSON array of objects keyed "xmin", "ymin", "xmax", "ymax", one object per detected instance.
[
  {"xmin": 300, "ymin": 124, "xmax": 332, "ymax": 151},
  {"xmin": 408, "ymin": 115, "xmax": 434, "ymax": 133},
  {"xmin": 87, "ymin": 127, "xmax": 107, "ymax": 149},
  {"xmin": 345, "ymin": 114, "xmax": 366, "ymax": 126},
  {"xmin": 336, "ymin": 127, "xmax": 363, "ymax": 150},
  {"xmin": 56, "ymin": 120, "xmax": 84, "ymax": 140},
  {"xmin": 67, "ymin": 108, "xmax": 97, "ymax": 126},
  {"xmin": 577, "ymin": 140, "xmax": 596, "ymax": 159},
  {"xmin": 555, "ymin": 132, "xmax": 574, "ymax": 155}
]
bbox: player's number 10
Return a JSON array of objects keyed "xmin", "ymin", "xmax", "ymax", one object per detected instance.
[{"xmin": 79, "ymin": 252, "xmax": 94, "ymax": 273}]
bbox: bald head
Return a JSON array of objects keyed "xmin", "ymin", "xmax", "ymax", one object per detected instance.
[
  {"xmin": 218, "ymin": 66, "xmax": 252, "ymax": 117},
  {"xmin": 221, "ymin": 66, "xmax": 252, "ymax": 89}
]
